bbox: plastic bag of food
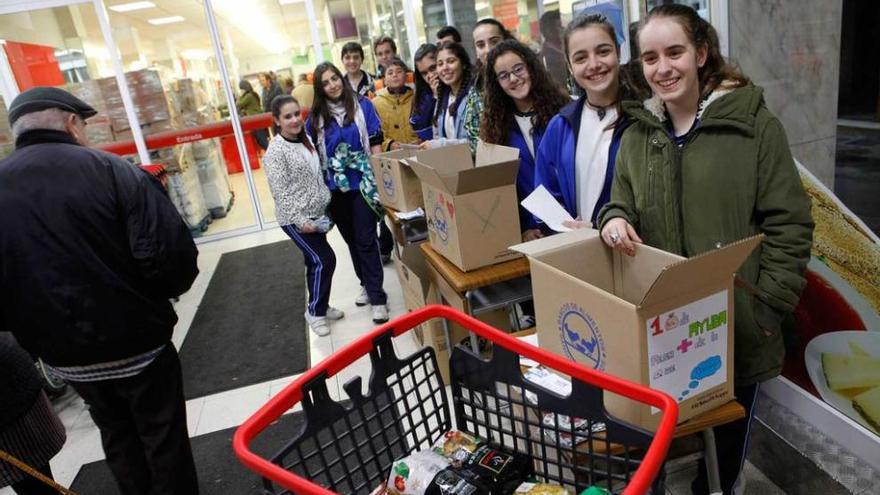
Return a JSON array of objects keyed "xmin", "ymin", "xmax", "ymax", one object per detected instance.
[
  {"xmin": 432, "ymin": 430, "xmax": 484, "ymax": 465},
  {"xmin": 387, "ymin": 450, "xmax": 451, "ymax": 495}
]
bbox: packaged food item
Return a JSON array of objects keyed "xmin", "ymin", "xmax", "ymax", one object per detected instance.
[
  {"xmin": 513, "ymin": 481, "xmax": 572, "ymax": 494},
  {"xmin": 452, "ymin": 444, "xmax": 534, "ymax": 494},
  {"xmin": 426, "ymin": 468, "xmax": 486, "ymax": 494},
  {"xmin": 387, "ymin": 450, "xmax": 451, "ymax": 495},
  {"xmin": 432, "ymin": 430, "xmax": 484, "ymax": 465}
]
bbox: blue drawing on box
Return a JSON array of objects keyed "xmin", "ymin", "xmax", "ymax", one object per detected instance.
[
  {"xmin": 433, "ymin": 204, "xmax": 449, "ymax": 244},
  {"xmin": 381, "ymin": 170, "xmax": 395, "ymax": 198},
  {"xmin": 678, "ymin": 355, "xmax": 722, "ymax": 401},
  {"xmin": 557, "ymin": 303, "xmax": 606, "ymax": 370}
]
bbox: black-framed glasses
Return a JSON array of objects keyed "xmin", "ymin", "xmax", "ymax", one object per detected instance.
[{"xmin": 496, "ymin": 63, "xmax": 528, "ymax": 83}]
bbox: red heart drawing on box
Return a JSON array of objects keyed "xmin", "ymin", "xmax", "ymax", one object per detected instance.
[{"xmin": 446, "ymin": 201, "xmax": 455, "ymax": 219}]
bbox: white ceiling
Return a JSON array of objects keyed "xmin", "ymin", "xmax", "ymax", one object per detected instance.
[{"xmin": 103, "ymin": 0, "xmax": 319, "ymax": 59}]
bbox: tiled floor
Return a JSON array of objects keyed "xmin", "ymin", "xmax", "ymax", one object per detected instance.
[
  {"xmin": 0, "ymin": 227, "xmax": 417, "ymax": 494},
  {"xmin": 3, "ymin": 225, "xmax": 790, "ymax": 494}
]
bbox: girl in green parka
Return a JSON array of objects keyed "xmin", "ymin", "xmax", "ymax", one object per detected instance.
[{"xmin": 597, "ymin": 5, "xmax": 813, "ymax": 494}]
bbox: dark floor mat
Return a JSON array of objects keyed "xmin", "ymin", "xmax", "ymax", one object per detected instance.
[
  {"xmin": 70, "ymin": 410, "xmax": 308, "ymax": 495},
  {"xmin": 179, "ymin": 240, "xmax": 308, "ymax": 399}
]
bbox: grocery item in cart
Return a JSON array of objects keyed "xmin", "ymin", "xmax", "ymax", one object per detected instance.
[
  {"xmin": 455, "ymin": 444, "xmax": 535, "ymax": 494},
  {"xmin": 386, "ymin": 450, "xmax": 451, "ymax": 495},
  {"xmin": 514, "ymin": 482, "xmax": 572, "ymax": 494},
  {"xmin": 432, "ymin": 430, "xmax": 483, "ymax": 465}
]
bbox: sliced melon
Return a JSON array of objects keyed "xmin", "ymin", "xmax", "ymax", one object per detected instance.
[
  {"xmin": 821, "ymin": 352, "xmax": 880, "ymax": 391},
  {"xmin": 853, "ymin": 386, "xmax": 880, "ymax": 432},
  {"xmin": 848, "ymin": 341, "xmax": 872, "ymax": 357}
]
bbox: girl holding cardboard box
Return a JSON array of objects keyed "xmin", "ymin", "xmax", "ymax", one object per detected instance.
[
  {"xmin": 534, "ymin": 13, "xmax": 641, "ymax": 230},
  {"xmin": 308, "ymin": 62, "xmax": 390, "ymax": 324},
  {"xmin": 598, "ymin": 5, "xmax": 813, "ymax": 493}
]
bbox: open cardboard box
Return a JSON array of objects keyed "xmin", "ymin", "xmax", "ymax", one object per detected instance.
[
  {"xmin": 406, "ymin": 143, "xmax": 522, "ymax": 272},
  {"xmin": 393, "ymin": 242, "xmax": 515, "ymax": 383},
  {"xmin": 369, "ymin": 149, "xmax": 425, "ymax": 213},
  {"xmin": 512, "ymin": 229, "xmax": 762, "ymax": 430}
]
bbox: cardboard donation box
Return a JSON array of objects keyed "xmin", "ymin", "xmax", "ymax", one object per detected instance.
[
  {"xmin": 393, "ymin": 245, "xmax": 463, "ymax": 383},
  {"xmin": 369, "ymin": 149, "xmax": 425, "ymax": 212},
  {"xmin": 512, "ymin": 229, "xmax": 762, "ymax": 430},
  {"xmin": 406, "ymin": 143, "xmax": 522, "ymax": 272}
]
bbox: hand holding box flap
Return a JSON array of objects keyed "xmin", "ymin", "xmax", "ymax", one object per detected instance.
[{"xmin": 638, "ymin": 235, "xmax": 764, "ymax": 309}]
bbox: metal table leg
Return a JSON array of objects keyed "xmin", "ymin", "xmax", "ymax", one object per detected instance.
[{"xmin": 703, "ymin": 427, "xmax": 723, "ymax": 494}]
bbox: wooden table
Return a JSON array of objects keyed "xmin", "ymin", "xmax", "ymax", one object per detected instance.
[{"xmin": 420, "ymin": 242, "xmax": 533, "ymax": 352}]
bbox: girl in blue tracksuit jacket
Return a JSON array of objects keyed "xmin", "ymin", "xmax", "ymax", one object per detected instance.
[
  {"xmin": 535, "ymin": 13, "xmax": 639, "ymax": 229},
  {"xmin": 480, "ymin": 39, "xmax": 571, "ymax": 240},
  {"xmin": 307, "ymin": 62, "xmax": 389, "ymax": 322},
  {"xmin": 420, "ymin": 41, "xmax": 475, "ymax": 149},
  {"xmin": 410, "ymin": 43, "xmax": 438, "ymax": 142}
]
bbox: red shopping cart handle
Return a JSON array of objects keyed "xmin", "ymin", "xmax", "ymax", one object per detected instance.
[{"xmin": 233, "ymin": 305, "xmax": 678, "ymax": 495}]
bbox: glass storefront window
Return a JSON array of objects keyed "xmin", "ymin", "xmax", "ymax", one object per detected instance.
[
  {"xmin": 212, "ymin": 0, "xmax": 323, "ymax": 225},
  {"xmin": 101, "ymin": 0, "xmax": 261, "ymax": 238},
  {"xmin": 0, "ymin": 4, "xmax": 126, "ymax": 159}
]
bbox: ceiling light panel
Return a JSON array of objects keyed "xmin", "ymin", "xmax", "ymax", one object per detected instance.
[
  {"xmin": 148, "ymin": 16, "xmax": 185, "ymax": 25},
  {"xmin": 108, "ymin": 1, "xmax": 156, "ymax": 13}
]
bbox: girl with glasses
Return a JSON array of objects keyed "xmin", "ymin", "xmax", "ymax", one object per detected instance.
[
  {"xmin": 308, "ymin": 62, "xmax": 389, "ymax": 324},
  {"xmin": 480, "ymin": 39, "xmax": 569, "ymax": 242}
]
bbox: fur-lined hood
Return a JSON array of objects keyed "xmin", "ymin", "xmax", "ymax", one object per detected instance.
[{"xmin": 623, "ymin": 82, "xmax": 765, "ymax": 136}]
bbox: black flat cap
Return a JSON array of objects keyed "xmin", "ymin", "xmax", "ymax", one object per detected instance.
[{"xmin": 8, "ymin": 86, "xmax": 98, "ymax": 125}]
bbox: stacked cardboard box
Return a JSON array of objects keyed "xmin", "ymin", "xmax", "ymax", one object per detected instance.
[
  {"xmin": 64, "ymin": 80, "xmax": 115, "ymax": 145},
  {"xmin": 191, "ymin": 139, "xmax": 233, "ymax": 218},
  {"xmin": 167, "ymin": 143, "xmax": 210, "ymax": 234}
]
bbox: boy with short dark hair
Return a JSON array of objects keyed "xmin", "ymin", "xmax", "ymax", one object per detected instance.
[
  {"xmin": 372, "ymin": 36, "xmax": 397, "ymax": 78},
  {"xmin": 341, "ymin": 42, "xmax": 375, "ymax": 97}
]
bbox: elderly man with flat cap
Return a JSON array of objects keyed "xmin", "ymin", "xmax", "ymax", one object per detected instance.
[{"xmin": 0, "ymin": 87, "xmax": 200, "ymax": 494}]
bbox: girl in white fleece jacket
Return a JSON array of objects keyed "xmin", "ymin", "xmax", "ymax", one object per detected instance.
[{"xmin": 263, "ymin": 95, "xmax": 343, "ymax": 336}]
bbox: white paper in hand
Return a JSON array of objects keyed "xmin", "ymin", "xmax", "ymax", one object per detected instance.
[{"xmin": 521, "ymin": 185, "xmax": 574, "ymax": 232}]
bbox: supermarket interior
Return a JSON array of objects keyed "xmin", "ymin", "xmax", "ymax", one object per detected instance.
[{"xmin": 1, "ymin": 0, "xmax": 880, "ymax": 494}]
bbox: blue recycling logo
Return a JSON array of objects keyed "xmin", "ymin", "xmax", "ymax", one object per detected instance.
[
  {"xmin": 558, "ymin": 303, "xmax": 605, "ymax": 370},
  {"xmin": 433, "ymin": 204, "xmax": 449, "ymax": 244},
  {"xmin": 381, "ymin": 170, "xmax": 395, "ymax": 198}
]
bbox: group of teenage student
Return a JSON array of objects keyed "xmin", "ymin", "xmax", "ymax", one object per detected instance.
[{"xmin": 263, "ymin": 6, "xmax": 813, "ymax": 494}]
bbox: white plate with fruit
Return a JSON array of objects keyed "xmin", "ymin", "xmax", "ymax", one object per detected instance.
[{"xmin": 805, "ymin": 331, "xmax": 880, "ymax": 434}]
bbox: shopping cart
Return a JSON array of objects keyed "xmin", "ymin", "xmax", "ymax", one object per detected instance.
[{"xmin": 233, "ymin": 305, "xmax": 677, "ymax": 495}]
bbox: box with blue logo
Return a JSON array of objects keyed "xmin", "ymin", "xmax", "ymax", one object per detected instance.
[
  {"xmin": 369, "ymin": 149, "xmax": 425, "ymax": 213},
  {"xmin": 406, "ymin": 143, "xmax": 522, "ymax": 272},
  {"xmin": 512, "ymin": 229, "xmax": 761, "ymax": 429}
]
